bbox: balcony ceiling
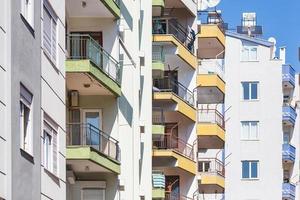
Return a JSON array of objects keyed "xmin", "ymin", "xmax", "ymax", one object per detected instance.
[{"xmin": 66, "ymin": 0, "xmax": 114, "ymax": 18}]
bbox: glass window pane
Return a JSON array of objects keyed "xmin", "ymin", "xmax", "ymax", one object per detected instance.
[
  {"xmin": 242, "ymin": 82, "xmax": 250, "ymax": 100},
  {"xmin": 250, "ymin": 122, "xmax": 258, "ymax": 139},
  {"xmin": 241, "ymin": 122, "xmax": 249, "ymax": 139},
  {"xmin": 250, "ymin": 47, "xmax": 257, "ymax": 60},
  {"xmin": 85, "ymin": 112, "xmax": 100, "ymax": 129},
  {"xmin": 242, "ymin": 161, "xmax": 250, "ymax": 178},
  {"xmin": 82, "ymin": 188, "xmax": 105, "ymax": 200},
  {"xmin": 251, "ymin": 162, "xmax": 258, "ymax": 178},
  {"xmin": 251, "ymin": 83, "xmax": 258, "ymax": 99},
  {"xmin": 241, "ymin": 47, "xmax": 249, "ymax": 61}
]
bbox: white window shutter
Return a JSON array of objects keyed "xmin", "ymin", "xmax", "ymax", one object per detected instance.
[
  {"xmin": 43, "ymin": 8, "xmax": 52, "ymax": 56},
  {"xmin": 52, "ymin": 131, "xmax": 58, "ymax": 175},
  {"xmin": 51, "ymin": 20, "xmax": 57, "ymax": 62}
]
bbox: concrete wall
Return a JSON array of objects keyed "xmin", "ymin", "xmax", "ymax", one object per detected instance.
[{"xmin": 225, "ymin": 35, "xmax": 283, "ymax": 199}]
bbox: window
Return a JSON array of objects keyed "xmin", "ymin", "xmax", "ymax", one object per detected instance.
[
  {"xmin": 43, "ymin": 0, "xmax": 57, "ymax": 64},
  {"xmin": 82, "ymin": 188, "xmax": 105, "ymax": 200},
  {"xmin": 242, "ymin": 161, "xmax": 259, "ymax": 179},
  {"xmin": 20, "ymin": 84, "xmax": 33, "ymax": 154},
  {"xmin": 242, "ymin": 82, "xmax": 258, "ymax": 100},
  {"xmin": 198, "ymin": 161, "xmax": 210, "ymax": 172},
  {"xmin": 43, "ymin": 118, "xmax": 58, "ymax": 175},
  {"xmin": 241, "ymin": 45, "xmax": 258, "ymax": 61},
  {"xmin": 21, "ymin": 0, "xmax": 34, "ymax": 28},
  {"xmin": 241, "ymin": 121, "xmax": 259, "ymax": 140}
]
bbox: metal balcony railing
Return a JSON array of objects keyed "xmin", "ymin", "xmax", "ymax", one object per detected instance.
[
  {"xmin": 282, "ymin": 106, "xmax": 297, "ymax": 124},
  {"xmin": 198, "ymin": 109, "xmax": 225, "ymax": 129},
  {"xmin": 282, "ymin": 143, "xmax": 296, "ymax": 162},
  {"xmin": 282, "ymin": 183, "xmax": 296, "ymax": 198},
  {"xmin": 67, "ymin": 34, "xmax": 121, "ymax": 85},
  {"xmin": 152, "ymin": 18, "xmax": 195, "ymax": 53},
  {"xmin": 198, "ymin": 59, "xmax": 225, "ymax": 79},
  {"xmin": 198, "ymin": 11, "xmax": 227, "ymax": 33},
  {"xmin": 153, "ymin": 133, "xmax": 194, "ymax": 160},
  {"xmin": 152, "ymin": 45, "xmax": 165, "ymax": 63},
  {"xmin": 282, "ymin": 64, "xmax": 295, "ymax": 87},
  {"xmin": 153, "ymin": 77, "xmax": 194, "ymax": 106},
  {"xmin": 198, "ymin": 158, "xmax": 225, "ymax": 177},
  {"xmin": 66, "ymin": 123, "xmax": 120, "ymax": 162},
  {"xmin": 153, "ymin": 107, "xmax": 165, "ymax": 125}
]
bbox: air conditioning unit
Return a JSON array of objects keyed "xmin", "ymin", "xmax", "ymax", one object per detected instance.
[{"xmin": 69, "ymin": 90, "xmax": 79, "ymax": 107}]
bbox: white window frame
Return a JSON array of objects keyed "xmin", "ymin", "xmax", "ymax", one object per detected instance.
[
  {"xmin": 241, "ymin": 121, "xmax": 259, "ymax": 140},
  {"xmin": 241, "ymin": 45, "xmax": 258, "ymax": 62},
  {"xmin": 242, "ymin": 160, "xmax": 259, "ymax": 179},
  {"xmin": 21, "ymin": 0, "xmax": 34, "ymax": 28},
  {"xmin": 20, "ymin": 84, "xmax": 33, "ymax": 155},
  {"xmin": 241, "ymin": 81, "xmax": 259, "ymax": 101},
  {"xmin": 43, "ymin": 117, "xmax": 58, "ymax": 175},
  {"xmin": 43, "ymin": 0, "xmax": 58, "ymax": 65}
]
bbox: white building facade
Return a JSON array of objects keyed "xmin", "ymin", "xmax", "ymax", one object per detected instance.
[{"xmin": 225, "ymin": 31, "xmax": 299, "ymax": 200}]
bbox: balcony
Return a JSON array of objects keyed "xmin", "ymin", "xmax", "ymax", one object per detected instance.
[
  {"xmin": 198, "ymin": 158, "xmax": 225, "ymax": 193},
  {"xmin": 152, "ymin": 18, "xmax": 197, "ymax": 69},
  {"xmin": 152, "ymin": 134, "xmax": 196, "ymax": 175},
  {"xmin": 152, "ymin": 0, "xmax": 165, "ymax": 17},
  {"xmin": 197, "ymin": 109, "xmax": 225, "ymax": 149},
  {"xmin": 66, "ymin": 0, "xmax": 120, "ymax": 19},
  {"xmin": 152, "ymin": 107, "xmax": 165, "ymax": 135},
  {"xmin": 282, "ymin": 64, "xmax": 295, "ymax": 89},
  {"xmin": 66, "ymin": 34, "xmax": 121, "ymax": 96},
  {"xmin": 282, "ymin": 106, "xmax": 297, "ymax": 126},
  {"xmin": 152, "ymin": 45, "xmax": 165, "ymax": 77},
  {"xmin": 66, "ymin": 123, "xmax": 120, "ymax": 174},
  {"xmin": 197, "ymin": 12, "xmax": 225, "ymax": 59},
  {"xmin": 152, "ymin": 171, "xmax": 166, "ymax": 199},
  {"xmin": 282, "ymin": 143, "xmax": 296, "ymax": 164},
  {"xmin": 153, "ymin": 78, "xmax": 196, "ymax": 122},
  {"xmin": 282, "ymin": 183, "xmax": 295, "ymax": 200}
]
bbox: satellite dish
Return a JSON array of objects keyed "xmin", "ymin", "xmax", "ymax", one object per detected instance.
[
  {"xmin": 268, "ymin": 37, "xmax": 276, "ymax": 45},
  {"xmin": 199, "ymin": 0, "xmax": 221, "ymax": 11}
]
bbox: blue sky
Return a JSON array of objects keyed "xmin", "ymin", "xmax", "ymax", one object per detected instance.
[{"xmin": 218, "ymin": 0, "xmax": 300, "ymax": 70}]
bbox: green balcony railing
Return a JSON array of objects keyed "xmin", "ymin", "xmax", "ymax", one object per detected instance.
[{"xmin": 67, "ymin": 34, "xmax": 121, "ymax": 85}]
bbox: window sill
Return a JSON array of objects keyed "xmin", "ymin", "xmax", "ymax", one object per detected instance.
[
  {"xmin": 240, "ymin": 60, "xmax": 259, "ymax": 63},
  {"xmin": 20, "ymin": 148, "xmax": 34, "ymax": 164},
  {"xmin": 240, "ymin": 139, "xmax": 260, "ymax": 141},
  {"xmin": 241, "ymin": 178, "xmax": 259, "ymax": 181},
  {"xmin": 241, "ymin": 99, "xmax": 260, "ymax": 102},
  {"xmin": 20, "ymin": 13, "xmax": 35, "ymax": 37}
]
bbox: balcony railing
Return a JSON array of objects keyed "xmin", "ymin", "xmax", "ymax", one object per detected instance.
[
  {"xmin": 66, "ymin": 123, "xmax": 120, "ymax": 161},
  {"xmin": 282, "ymin": 183, "xmax": 295, "ymax": 198},
  {"xmin": 153, "ymin": 77, "xmax": 194, "ymax": 106},
  {"xmin": 153, "ymin": 133, "xmax": 194, "ymax": 160},
  {"xmin": 282, "ymin": 106, "xmax": 297, "ymax": 124},
  {"xmin": 153, "ymin": 45, "xmax": 165, "ymax": 63},
  {"xmin": 282, "ymin": 64, "xmax": 295, "ymax": 87},
  {"xmin": 198, "ymin": 59, "xmax": 225, "ymax": 79},
  {"xmin": 198, "ymin": 11, "xmax": 227, "ymax": 33},
  {"xmin": 198, "ymin": 158, "xmax": 225, "ymax": 177},
  {"xmin": 282, "ymin": 143, "xmax": 296, "ymax": 162},
  {"xmin": 153, "ymin": 107, "xmax": 165, "ymax": 125},
  {"xmin": 198, "ymin": 109, "xmax": 225, "ymax": 129},
  {"xmin": 152, "ymin": 18, "xmax": 196, "ymax": 53},
  {"xmin": 67, "ymin": 34, "xmax": 121, "ymax": 85}
]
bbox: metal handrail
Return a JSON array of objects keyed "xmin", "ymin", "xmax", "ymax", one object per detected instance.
[
  {"xmin": 153, "ymin": 133, "xmax": 194, "ymax": 160},
  {"xmin": 66, "ymin": 34, "xmax": 121, "ymax": 84},
  {"xmin": 66, "ymin": 123, "xmax": 120, "ymax": 161},
  {"xmin": 198, "ymin": 11, "xmax": 226, "ymax": 33},
  {"xmin": 197, "ymin": 109, "xmax": 225, "ymax": 129},
  {"xmin": 152, "ymin": 18, "xmax": 195, "ymax": 53},
  {"xmin": 153, "ymin": 77, "xmax": 194, "ymax": 106},
  {"xmin": 198, "ymin": 158, "xmax": 225, "ymax": 177}
]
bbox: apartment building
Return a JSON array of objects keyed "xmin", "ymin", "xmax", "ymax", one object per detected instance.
[
  {"xmin": 0, "ymin": 0, "xmax": 66, "ymax": 199},
  {"xmin": 225, "ymin": 13, "xmax": 299, "ymax": 199},
  {"xmin": 195, "ymin": 10, "xmax": 226, "ymax": 200},
  {"xmin": 65, "ymin": 0, "xmax": 152, "ymax": 199},
  {"xmin": 151, "ymin": 0, "xmax": 198, "ymax": 199}
]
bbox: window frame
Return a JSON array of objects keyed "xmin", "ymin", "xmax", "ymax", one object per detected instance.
[
  {"xmin": 241, "ymin": 82, "xmax": 259, "ymax": 101},
  {"xmin": 241, "ymin": 121, "xmax": 259, "ymax": 140},
  {"xmin": 241, "ymin": 45, "xmax": 258, "ymax": 62},
  {"xmin": 20, "ymin": 84, "xmax": 33, "ymax": 156},
  {"xmin": 241, "ymin": 160, "xmax": 259, "ymax": 180},
  {"xmin": 43, "ymin": 0, "xmax": 58, "ymax": 66},
  {"xmin": 43, "ymin": 117, "xmax": 58, "ymax": 175},
  {"xmin": 21, "ymin": 0, "xmax": 35, "ymax": 29}
]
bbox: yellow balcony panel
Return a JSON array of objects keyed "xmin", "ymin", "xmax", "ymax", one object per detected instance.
[
  {"xmin": 152, "ymin": 0, "xmax": 165, "ymax": 17},
  {"xmin": 66, "ymin": 146, "xmax": 120, "ymax": 174},
  {"xmin": 152, "ymin": 124, "xmax": 165, "ymax": 135},
  {"xmin": 152, "ymin": 188, "xmax": 165, "ymax": 199},
  {"xmin": 153, "ymin": 35, "xmax": 197, "ymax": 70},
  {"xmin": 153, "ymin": 149, "xmax": 197, "ymax": 175},
  {"xmin": 153, "ymin": 92, "xmax": 196, "ymax": 122},
  {"xmin": 199, "ymin": 173, "xmax": 225, "ymax": 193},
  {"xmin": 196, "ymin": 74, "xmax": 225, "ymax": 104},
  {"xmin": 197, "ymin": 124, "xmax": 225, "ymax": 149},
  {"xmin": 198, "ymin": 25, "xmax": 225, "ymax": 59}
]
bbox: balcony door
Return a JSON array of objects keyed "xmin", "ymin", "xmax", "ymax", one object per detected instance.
[
  {"xmin": 83, "ymin": 109, "xmax": 102, "ymax": 151},
  {"xmin": 164, "ymin": 70, "xmax": 178, "ymax": 94},
  {"xmin": 165, "ymin": 176, "xmax": 180, "ymax": 199}
]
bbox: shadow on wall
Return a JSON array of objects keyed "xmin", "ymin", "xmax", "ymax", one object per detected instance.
[
  {"xmin": 119, "ymin": 0, "xmax": 133, "ymax": 31},
  {"xmin": 119, "ymin": 92, "xmax": 133, "ymax": 126}
]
